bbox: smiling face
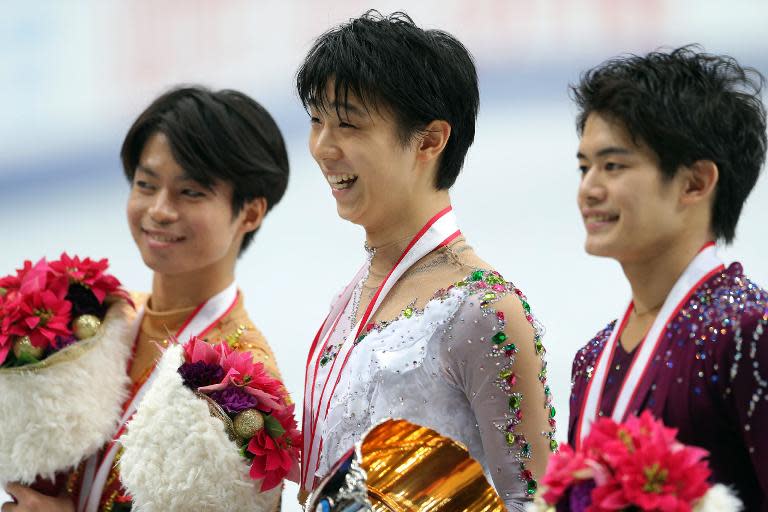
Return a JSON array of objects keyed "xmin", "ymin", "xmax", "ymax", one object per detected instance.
[
  {"xmin": 576, "ymin": 113, "xmax": 689, "ymax": 263},
  {"xmin": 307, "ymin": 90, "xmax": 428, "ymax": 231},
  {"xmin": 126, "ymin": 132, "xmax": 247, "ymax": 278}
]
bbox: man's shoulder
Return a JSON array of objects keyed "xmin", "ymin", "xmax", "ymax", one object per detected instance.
[
  {"xmin": 573, "ymin": 320, "xmax": 616, "ymax": 375},
  {"xmin": 696, "ymin": 262, "xmax": 767, "ymax": 326}
]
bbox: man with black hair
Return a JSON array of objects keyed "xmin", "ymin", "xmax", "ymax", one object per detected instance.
[
  {"xmin": 298, "ymin": 11, "xmax": 554, "ymax": 510},
  {"xmin": 568, "ymin": 47, "xmax": 768, "ymax": 509},
  {"xmin": 3, "ymin": 86, "xmax": 290, "ymax": 511}
]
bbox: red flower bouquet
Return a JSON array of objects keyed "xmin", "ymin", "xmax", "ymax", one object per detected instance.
[
  {"xmin": 529, "ymin": 412, "xmax": 742, "ymax": 512},
  {"xmin": 178, "ymin": 336, "xmax": 301, "ymax": 491},
  {"xmin": 0, "ymin": 254, "xmax": 129, "ymax": 367},
  {"xmin": 0, "ymin": 254, "xmax": 135, "ymax": 487},
  {"xmin": 118, "ymin": 335, "xmax": 299, "ymax": 510}
]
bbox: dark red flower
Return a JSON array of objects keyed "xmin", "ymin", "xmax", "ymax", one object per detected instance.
[
  {"xmin": 49, "ymin": 253, "xmax": 128, "ymax": 303},
  {"xmin": 541, "ymin": 443, "xmax": 590, "ymax": 504},
  {"xmin": 8, "ymin": 289, "xmax": 72, "ymax": 349},
  {"xmin": 248, "ymin": 428, "xmax": 299, "ymax": 491}
]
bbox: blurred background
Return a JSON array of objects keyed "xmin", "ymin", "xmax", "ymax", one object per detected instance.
[{"xmin": 1, "ymin": 1, "xmax": 766, "ymax": 509}]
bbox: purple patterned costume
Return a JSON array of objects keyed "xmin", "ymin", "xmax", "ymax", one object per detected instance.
[{"xmin": 569, "ymin": 263, "xmax": 768, "ymax": 510}]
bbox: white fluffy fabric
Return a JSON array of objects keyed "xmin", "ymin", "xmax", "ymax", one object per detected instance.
[
  {"xmin": 0, "ymin": 301, "xmax": 134, "ymax": 485},
  {"xmin": 694, "ymin": 483, "xmax": 743, "ymax": 511},
  {"xmin": 118, "ymin": 344, "xmax": 280, "ymax": 511}
]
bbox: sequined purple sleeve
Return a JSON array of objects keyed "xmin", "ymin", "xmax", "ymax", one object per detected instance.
[
  {"xmin": 721, "ymin": 307, "xmax": 768, "ymax": 502},
  {"xmin": 439, "ymin": 281, "xmax": 556, "ymax": 511},
  {"xmin": 568, "ymin": 324, "xmax": 613, "ymax": 445}
]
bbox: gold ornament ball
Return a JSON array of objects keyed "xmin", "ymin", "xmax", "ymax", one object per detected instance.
[
  {"xmin": 233, "ymin": 408, "xmax": 264, "ymax": 439},
  {"xmin": 73, "ymin": 314, "xmax": 101, "ymax": 340},
  {"xmin": 12, "ymin": 336, "xmax": 44, "ymax": 360}
]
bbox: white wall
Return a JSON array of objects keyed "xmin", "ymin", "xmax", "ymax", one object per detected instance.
[{"xmin": 1, "ymin": 1, "xmax": 767, "ymax": 509}]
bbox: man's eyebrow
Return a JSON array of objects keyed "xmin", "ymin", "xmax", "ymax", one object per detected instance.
[
  {"xmin": 577, "ymin": 146, "xmax": 633, "ymax": 159},
  {"xmin": 135, "ymin": 164, "xmax": 157, "ymax": 177},
  {"xmin": 135, "ymin": 165, "xmax": 203, "ymax": 185}
]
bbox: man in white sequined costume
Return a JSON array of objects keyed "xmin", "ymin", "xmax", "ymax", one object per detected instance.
[{"xmin": 296, "ymin": 11, "xmax": 557, "ymax": 511}]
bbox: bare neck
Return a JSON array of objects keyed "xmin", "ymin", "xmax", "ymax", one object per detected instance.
[
  {"xmin": 365, "ymin": 192, "xmax": 451, "ymax": 276},
  {"xmin": 150, "ymin": 269, "xmax": 235, "ymax": 312},
  {"xmin": 621, "ymin": 236, "xmax": 711, "ymax": 316}
]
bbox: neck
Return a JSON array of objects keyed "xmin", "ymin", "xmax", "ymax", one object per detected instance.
[
  {"xmin": 621, "ymin": 235, "xmax": 712, "ymax": 316},
  {"xmin": 150, "ymin": 268, "xmax": 235, "ymax": 312},
  {"xmin": 365, "ymin": 192, "xmax": 451, "ymax": 275}
]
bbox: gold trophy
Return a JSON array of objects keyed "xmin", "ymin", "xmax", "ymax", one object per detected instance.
[{"xmin": 308, "ymin": 419, "xmax": 506, "ymax": 511}]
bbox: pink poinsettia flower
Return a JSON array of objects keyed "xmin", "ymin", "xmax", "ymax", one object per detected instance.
[
  {"xmin": 49, "ymin": 253, "xmax": 128, "ymax": 303},
  {"xmin": 617, "ymin": 438, "xmax": 710, "ymax": 511},
  {"xmin": 269, "ymin": 403, "xmax": 302, "ymax": 482},
  {"xmin": 248, "ymin": 429, "xmax": 297, "ymax": 491},
  {"xmin": 182, "ymin": 335, "xmax": 221, "ymax": 365},
  {"xmin": 587, "ymin": 479, "xmax": 631, "ymax": 511},
  {"xmin": 8, "ymin": 289, "xmax": 72, "ymax": 349},
  {"xmin": 540, "ymin": 443, "xmax": 592, "ymax": 504},
  {"xmin": 198, "ymin": 350, "xmax": 285, "ymax": 412}
]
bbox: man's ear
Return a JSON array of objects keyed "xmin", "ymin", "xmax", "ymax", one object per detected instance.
[
  {"xmin": 680, "ymin": 160, "xmax": 718, "ymax": 206},
  {"xmin": 239, "ymin": 197, "xmax": 268, "ymax": 234},
  {"xmin": 416, "ymin": 120, "xmax": 451, "ymax": 164}
]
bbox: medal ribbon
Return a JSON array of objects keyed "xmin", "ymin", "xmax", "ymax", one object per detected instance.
[
  {"xmin": 301, "ymin": 206, "xmax": 461, "ymax": 490},
  {"xmin": 576, "ymin": 242, "xmax": 723, "ymax": 447}
]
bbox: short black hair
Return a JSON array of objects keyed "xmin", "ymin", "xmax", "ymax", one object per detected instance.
[
  {"xmin": 296, "ymin": 10, "xmax": 479, "ymax": 189},
  {"xmin": 121, "ymin": 86, "xmax": 290, "ymax": 254},
  {"xmin": 572, "ymin": 45, "xmax": 767, "ymax": 244}
]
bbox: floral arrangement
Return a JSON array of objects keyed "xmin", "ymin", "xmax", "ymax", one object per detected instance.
[
  {"xmin": 0, "ymin": 253, "xmax": 129, "ymax": 367},
  {"xmin": 529, "ymin": 411, "xmax": 742, "ymax": 512},
  {"xmin": 177, "ymin": 336, "xmax": 301, "ymax": 491}
]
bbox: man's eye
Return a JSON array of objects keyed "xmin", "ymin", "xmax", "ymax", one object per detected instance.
[
  {"xmin": 135, "ymin": 180, "xmax": 153, "ymax": 190},
  {"xmin": 339, "ymin": 121, "xmax": 356, "ymax": 129},
  {"xmin": 182, "ymin": 189, "xmax": 205, "ymax": 198},
  {"xmin": 605, "ymin": 162, "xmax": 625, "ymax": 171},
  {"xmin": 310, "ymin": 116, "xmax": 321, "ymax": 124}
]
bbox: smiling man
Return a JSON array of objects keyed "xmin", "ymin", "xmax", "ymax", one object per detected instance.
[
  {"xmin": 296, "ymin": 11, "xmax": 555, "ymax": 511},
  {"xmin": 3, "ymin": 86, "xmax": 290, "ymax": 512},
  {"xmin": 568, "ymin": 47, "xmax": 768, "ymax": 510}
]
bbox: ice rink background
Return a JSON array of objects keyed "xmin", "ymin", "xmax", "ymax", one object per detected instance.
[{"xmin": 1, "ymin": 1, "xmax": 767, "ymax": 509}]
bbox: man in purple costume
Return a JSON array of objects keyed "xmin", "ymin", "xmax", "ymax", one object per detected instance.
[{"xmin": 568, "ymin": 46, "xmax": 767, "ymax": 510}]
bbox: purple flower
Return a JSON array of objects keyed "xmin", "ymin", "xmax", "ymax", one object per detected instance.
[
  {"xmin": 178, "ymin": 361, "xmax": 224, "ymax": 389},
  {"xmin": 568, "ymin": 480, "xmax": 596, "ymax": 512},
  {"xmin": 54, "ymin": 335, "xmax": 78, "ymax": 349},
  {"xmin": 209, "ymin": 386, "xmax": 259, "ymax": 414}
]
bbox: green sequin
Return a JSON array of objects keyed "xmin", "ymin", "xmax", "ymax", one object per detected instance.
[
  {"xmin": 522, "ymin": 300, "xmax": 531, "ymax": 314},
  {"xmin": 534, "ymin": 338, "xmax": 544, "ymax": 354},
  {"xmin": 503, "ymin": 343, "xmax": 517, "ymax": 353},
  {"xmin": 509, "ymin": 394, "xmax": 521, "ymax": 409},
  {"xmin": 522, "ymin": 443, "xmax": 531, "ymax": 458},
  {"xmin": 492, "ymin": 332, "xmax": 508, "ymax": 345},
  {"xmin": 499, "ymin": 368, "xmax": 512, "ymax": 379},
  {"xmin": 470, "ymin": 270, "xmax": 484, "ymax": 281},
  {"xmin": 485, "ymin": 275, "xmax": 504, "ymax": 285},
  {"xmin": 482, "ymin": 292, "xmax": 496, "ymax": 301},
  {"xmin": 505, "ymin": 432, "xmax": 516, "ymax": 445},
  {"xmin": 403, "ymin": 307, "xmax": 414, "ymax": 318},
  {"xmin": 526, "ymin": 479, "xmax": 538, "ymax": 495},
  {"xmin": 550, "ymin": 439, "xmax": 559, "ymax": 452},
  {"xmin": 549, "ymin": 406, "xmax": 556, "ymax": 419}
]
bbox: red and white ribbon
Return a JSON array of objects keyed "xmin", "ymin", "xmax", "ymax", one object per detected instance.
[
  {"xmin": 576, "ymin": 242, "xmax": 724, "ymax": 447},
  {"xmin": 301, "ymin": 206, "xmax": 461, "ymax": 490},
  {"xmin": 79, "ymin": 281, "xmax": 240, "ymax": 512}
]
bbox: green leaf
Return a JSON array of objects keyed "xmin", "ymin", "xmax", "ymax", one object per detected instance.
[{"xmin": 264, "ymin": 414, "xmax": 286, "ymax": 438}]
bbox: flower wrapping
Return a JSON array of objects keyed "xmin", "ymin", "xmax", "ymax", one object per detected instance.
[
  {"xmin": 0, "ymin": 299, "xmax": 135, "ymax": 485},
  {"xmin": 118, "ymin": 343, "xmax": 283, "ymax": 511},
  {"xmin": 527, "ymin": 411, "xmax": 742, "ymax": 512}
]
